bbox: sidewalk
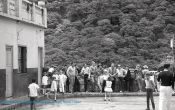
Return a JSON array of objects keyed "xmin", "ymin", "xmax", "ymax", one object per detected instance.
[{"xmin": 0, "ymin": 92, "xmax": 174, "ymax": 110}]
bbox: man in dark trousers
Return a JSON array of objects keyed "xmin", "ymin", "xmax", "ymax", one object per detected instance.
[
  {"xmin": 124, "ymin": 66, "xmax": 132, "ymax": 92},
  {"xmin": 130, "ymin": 68, "xmax": 136, "ymax": 92}
]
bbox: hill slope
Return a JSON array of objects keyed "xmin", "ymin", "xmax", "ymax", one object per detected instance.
[{"xmin": 45, "ymin": 0, "xmax": 175, "ymax": 68}]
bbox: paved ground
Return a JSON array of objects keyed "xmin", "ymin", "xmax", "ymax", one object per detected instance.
[{"xmin": 15, "ymin": 96, "xmax": 175, "ymax": 110}]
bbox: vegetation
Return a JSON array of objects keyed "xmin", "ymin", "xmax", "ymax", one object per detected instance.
[{"xmin": 45, "ymin": 0, "xmax": 175, "ymax": 69}]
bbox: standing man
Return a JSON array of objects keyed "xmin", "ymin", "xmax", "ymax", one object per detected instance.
[
  {"xmin": 81, "ymin": 64, "xmax": 90, "ymax": 92},
  {"xmin": 158, "ymin": 64, "xmax": 174, "ymax": 110},
  {"xmin": 66, "ymin": 62, "xmax": 76, "ymax": 93},
  {"xmin": 124, "ymin": 66, "xmax": 132, "ymax": 92},
  {"xmin": 74, "ymin": 64, "xmax": 80, "ymax": 92},
  {"xmin": 142, "ymin": 65, "xmax": 150, "ymax": 92},
  {"xmin": 97, "ymin": 64, "xmax": 104, "ymax": 92},
  {"xmin": 28, "ymin": 79, "xmax": 40, "ymax": 110},
  {"xmin": 89, "ymin": 61, "xmax": 98, "ymax": 92},
  {"xmin": 135, "ymin": 64, "xmax": 143, "ymax": 92},
  {"xmin": 117, "ymin": 65, "xmax": 126, "ymax": 92},
  {"xmin": 130, "ymin": 68, "xmax": 136, "ymax": 92},
  {"xmin": 108, "ymin": 63, "xmax": 117, "ymax": 92}
]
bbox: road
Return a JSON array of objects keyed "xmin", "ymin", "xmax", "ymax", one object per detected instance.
[{"xmin": 16, "ymin": 96, "xmax": 175, "ymax": 110}]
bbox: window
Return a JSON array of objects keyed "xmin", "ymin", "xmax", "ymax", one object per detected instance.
[
  {"xmin": 0, "ymin": 0, "xmax": 3, "ymax": 12},
  {"xmin": 18, "ymin": 46, "xmax": 27, "ymax": 73}
]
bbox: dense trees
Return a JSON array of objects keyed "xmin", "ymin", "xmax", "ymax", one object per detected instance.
[{"xmin": 45, "ymin": 0, "xmax": 175, "ymax": 69}]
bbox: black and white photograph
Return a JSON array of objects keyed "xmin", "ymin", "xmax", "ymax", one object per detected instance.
[{"xmin": 0, "ymin": 0, "xmax": 175, "ymax": 110}]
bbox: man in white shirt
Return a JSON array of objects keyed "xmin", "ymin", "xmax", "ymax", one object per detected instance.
[
  {"xmin": 81, "ymin": 64, "xmax": 90, "ymax": 92},
  {"xmin": 59, "ymin": 69, "xmax": 67, "ymax": 93},
  {"xmin": 117, "ymin": 65, "xmax": 126, "ymax": 92},
  {"xmin": 28, "ymin": 79, "xmax": 40, "ymax": 110},
  {"xmin": 66, "ymin": 63, "xmax": 76, "ymax": 93},
  {"xmin": 89, "ymin": 61, "xmax": 98, "ymax": 92}
]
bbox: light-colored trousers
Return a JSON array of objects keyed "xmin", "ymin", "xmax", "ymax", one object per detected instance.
[
  {"xmin": 159, "ymin": 86, "xmax": 172, "ymax": 110},
  {"xmin": 69, "ymin": 76, "xmax": 75, "ymax": 93}
]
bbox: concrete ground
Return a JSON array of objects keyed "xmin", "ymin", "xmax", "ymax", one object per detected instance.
[{"xmin": 15, "ymin": 96, "xmax": 175, "ymax": 110}]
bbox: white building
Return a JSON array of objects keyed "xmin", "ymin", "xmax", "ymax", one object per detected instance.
[{"xmin": 0, "ymin": 0, "xmax": 47, "ymax": 99}]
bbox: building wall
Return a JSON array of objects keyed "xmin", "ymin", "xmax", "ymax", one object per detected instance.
[{"xmin": 0, "ymin": 16, "xmax": 45, "ymax": 98}]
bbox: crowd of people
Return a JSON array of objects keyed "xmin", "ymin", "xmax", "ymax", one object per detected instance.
[
  {"xmin": 41, "ymin": 61, "xmax": 163, "ymax": 94},
  {"xmin": 28, "ymin": 61, "xmax": 175, "ymax": 110}
]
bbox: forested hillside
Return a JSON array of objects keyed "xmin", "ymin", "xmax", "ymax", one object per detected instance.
[{"xmin": 45, "ymin": 0, "xmax": 175, "ymax": 68}]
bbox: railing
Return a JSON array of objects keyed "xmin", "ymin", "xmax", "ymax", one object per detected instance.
[
  {"xmin": 21, "ymin": 0, "xmax": 32, "ymax": 21},
  {"xmin": 35, "ymin": 5, "xmax": 44, "ymax": 25},
  {"xmin": 0, "ymin": 0, "xmax": 47, "ymax": 27}
]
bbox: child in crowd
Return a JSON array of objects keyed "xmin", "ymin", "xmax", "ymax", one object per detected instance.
[
  {"xmin": 52, "ymin": 71, "xmax": 59, "ymax": 83},
  {"xmin": 59, "ymin": 69, "xmax": 67, "ymax": 94},
  {"xmin": 145, "ymin": 72, "xmax": 155, "ymax": 110},
  {"xmin": 104, "ymin": 77, "xmax": 113, "ymax": 101},
  {"xmin": 42, "ymin": 72, "xmax": 48, "ymax": 95},
  {"xmin": 28, "ymin": 79, "xmax": 40, "ymax": 110},
  {"xmin": 51, "ymin": 76, "xmax": 58, "ymax": 101}
]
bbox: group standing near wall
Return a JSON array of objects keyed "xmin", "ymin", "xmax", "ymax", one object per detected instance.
[{"xmin": 41, "ymin": 61, "xmax": 175, "ymax": 94}]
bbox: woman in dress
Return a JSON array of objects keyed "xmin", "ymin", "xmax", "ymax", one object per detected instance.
[
  {"xmin": 104, "ymin": 77, "xmax": 113, "ymax": 101},
  {"xmin": 51, "ymin": 76, "xmax": 58, "ymax": 101}
]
